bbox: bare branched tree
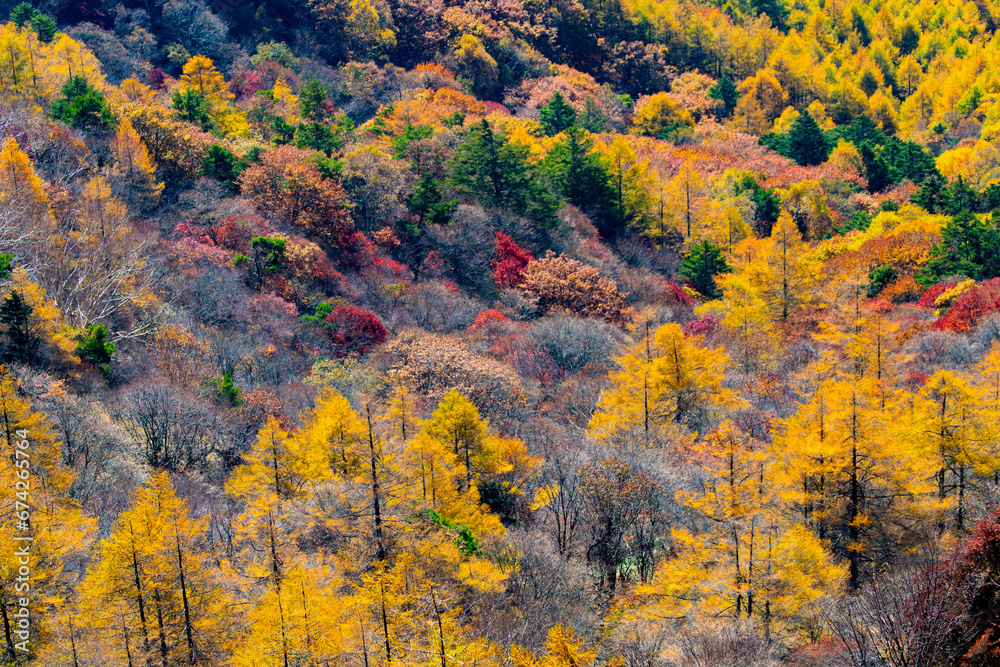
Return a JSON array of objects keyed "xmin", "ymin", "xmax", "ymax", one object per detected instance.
[{"xmin": 829, "ymin": 562, "xmax": 983, "ymax": 667}]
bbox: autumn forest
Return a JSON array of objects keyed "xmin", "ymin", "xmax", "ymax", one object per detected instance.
[{"xmin": 0, "ymin": 0, "xmax": 998, "ymax": 664}]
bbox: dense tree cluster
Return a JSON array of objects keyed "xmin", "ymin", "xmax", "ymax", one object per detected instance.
[{"xmin": 2, "ymin": 0, "xmax": 1000, "ymax": 664}]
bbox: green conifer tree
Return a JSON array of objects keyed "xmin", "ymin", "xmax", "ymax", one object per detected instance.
[
  {"xmin": 787, "ymin": 110, "xmax": 829, "ymax": 166},
  {"xmin": 539, "ymin": 92, "xmax": 577, "ymax": 137}
]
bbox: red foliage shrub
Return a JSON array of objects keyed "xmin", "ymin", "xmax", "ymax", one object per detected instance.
[
  {"xmin": 146, "ymin": 67, "xmax": 166, "ymax": 90},
  {"xmin": 324, "ymin": 306, "xmax": 389, "ymax": 357},
  {"xmin": 229, "ymin": 70, "xmax": 264, "ymax": 99},
  {"xmin": 903, "ymin": 371, "xmax": 928, "ymax": 388},
  {"xmin": 935, "ymin": 279, "xmax": 1000, "ymax": 333},
  {"xmin": 682, "ymin": 315, "xmax": 718, "ymax": 337},
  {"xmin": 864, "ymin": 298, "xmax": 893, "ymax": 314},
  {"xmin": 422, "ymin": 250, "xmax": 445, "ymax": 279},
  {"xmin": 210, "ymin": 214, "xmax": 272, "ymax": 253},
  {"xmin": 492, "ymin": 232, "xmax": 534, "ymax": 288},
  {"xmin": 664, "ymin": 280, "xmax": 694, "ymax": 306},
  {"xmin": 483, "ymin": 101, "xmax": 509, "ymax": 115},
  {"xmin": 469, "ymin": 308, "xmax": 510, "ymax": 332},
  {"xmin": 918, "ymin": 283, "xmax": 956, "ymax": 309}
]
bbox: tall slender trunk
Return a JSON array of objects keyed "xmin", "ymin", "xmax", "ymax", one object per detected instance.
[
  {"xmin": 367, "ymin": 405, "xmax": 386, "ymax": 561},
  {"xmin": 175, "ymin": 534, "xmax": 196, "ymax": 665}
]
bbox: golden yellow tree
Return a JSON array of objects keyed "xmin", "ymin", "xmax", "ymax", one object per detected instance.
[
  {"xmin": 589, "ymin": 320, "xmax": 742, "ymax": 446},
  {"xmin": 109, "ymin": 117, "xmax": 163, "ymax": 212},
  {"xmin": 0, "ymin": 135, "xmax": 53, "ymax": 267},
  {"xmin": 774, "ymin": 376, "xmax": 938, "ymax": 588},
  {"xmin": 0, "ymin": 367, "xmax": 94, "ymax": 660},
  {"xmin": 636, "ymin": 422, "xmax": 843, "ymax": 640},
  {"xmin": 77, "ymin": 473, "xmax": 231, "ymax": 665},
  {"xmin": 916, "ymin": 370, "xmax": 992, "ymax": 532}
]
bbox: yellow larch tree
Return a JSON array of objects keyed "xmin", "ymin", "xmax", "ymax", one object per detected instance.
[
  {"xmin": 595, "ymin": 135, "xmax": 655, "ymax": 234},
  {"xmin": 0, "ymin": 135, "xmax": 54, "ymax": 268},
  {"xmin": 915, "ymin": 370, "xmax": 993, "ymax": 532},
  {"xmin": 774, "ymin": 375, "xmax": 938, "ymax": 588},
  {"xmin": 0, "ymin": 367, "xmax": 94, "ymax": 661},
  {"xmin": 177, "ymin": 54, "xmax": 247, "ymax": 136},
  {"xmin": 670, "ymin": 158, "xmax": 707, "ymax": 240},
  {"xmin": 226, "ymin": 417, "xmax": 331, "ymax": 667},
  {"xmin": 635, "ymin": 422, "xmax": 843, "ymax": 641},
  {"xmin": 39, "ymin": 177, "xmax": 153, "ymax": 329},
  {"xmin": 109, "ymin": 117, "xmax": 163, "ymax": 212},
  {"xmin": 589, "ymin": 320, "xmax": 743, "ymax": 447},
  {"xmin": 300, "ymin": 387, "xmax": 366, "ymax": 475},
  {"xmin": 757, "ymin": 212, "xmax": 821, "ymax": 322},
  {"xmin": 272, "ymin": 77, "xmax": 299, "ymax": 124},
  {"xmin": 702, "ymin": 269, "xmax": 778, "ymax": 374},
  {"xmin": 76, "ymin": 473, "xmax": 232, "ymax": 665}
]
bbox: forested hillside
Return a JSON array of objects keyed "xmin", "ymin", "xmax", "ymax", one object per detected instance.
[{"xmin": 0, "ymin": 0, "xmax": 998, "ymax": 663}]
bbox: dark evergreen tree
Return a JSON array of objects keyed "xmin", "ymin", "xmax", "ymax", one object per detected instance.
[
  {"xmin": 29, "ymin": 11, "xmax": 55, "ymax": 42},
  {"xmin": 912, "ymin": 175, "xmax": 949, "ymax": 213},
  {"xmin": 539, "ymin": 92, "xmax": 577, "ymax": 137},
  {"xmin": 786, "ymin": 110, "xmax": 829, "ymax": 166},
  {"xmin": 918, "ymin": 211, "xmax": 1000, "ymax": 285},
  {"xmin": 299, "ymin": 78, "xmax": 330, "ymax": 122},
  {"xmin": 450, "ymin": 120, "xmax": 557, "ymax": 228},
  {"xmin": 751, "ymin": 0, "xmax": 787, "ymax": 29},
  {"xmin": 171, "ymin": 89, "xmax": 213, "ymax": 131},
  {"xmin": 272, "ymin": 116, "xmax": 296, "ymax": 144},
  {"xmin": 579, "ymin": 97, "xmax": 609, "ymax": 133},
  {"xmin": 75, "ymin": 324, "xmax": 114, "ymax": 367},
  {"xmin": 944, "ymin": 176, "xmax": 979, "ymax": 215},
  {"xmin": 201, "ymin": 145, "xmax": 242, "ymax": 193},
  {"xmin": 859, "ymin": 143, "xmax": 891, "ymax": 193},
  {"xmin": 542, "ymin": 127, "xmax": 612, "ymax": 210},
  {"xmin": 0, "ymin": 291, "xmax": 36, "ymax": 364},
  {"xmin": 9, "ymin": 2, "xmax": 33, "ymax": 26},
  {"xmin": 407, "ymin": 173, "xmax": 458, "ymax": 230},
  {"xmin": 293, "ymin": 122, "xmax": 340, "ymax": 155},
  {"xmin": 680, "ymin": 240, "xmax": 731, "ymax": 299},
  {"xmin": 734, "ymin": 174, "xmax": 781, "ymax": 236},
  {"xmin": 709, "ymin": 75, "xmax": 740, "ymax": 118},
  {"xmin": 51, "ymin": 77, "xmax": 116, "ymax": 133},
  {"xmin": 866, "ymin": 265, "xmax": 897, "ymax": 298}
]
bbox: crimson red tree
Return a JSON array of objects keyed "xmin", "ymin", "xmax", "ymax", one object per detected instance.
[
  {"xmin": 492, "ymin": 231, "xmax": 534, "ymax": 288},
  {"xmin": 324, "ymin": 305, "xmax": 389, "ymax": 356}
]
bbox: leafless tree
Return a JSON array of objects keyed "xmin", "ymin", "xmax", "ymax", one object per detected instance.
[
  {"xmin": 674, "ymin": 622, "xmax": 776, "ymax": 667},
  {"xmin": 113, "ymin": 381, "xmax": 225, "ymax": 471},
  {"xmin": 829, "ymin": 562, "xmax": 983, "ymax": 667}
]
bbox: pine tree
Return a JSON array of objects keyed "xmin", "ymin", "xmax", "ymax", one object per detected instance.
[
  {"xmin": 407, "ymin": 173, "xmax": 458, "ymax": 230},
  {"xmin": 680, "ymin": 240, "xmax": 731, "ymax": 299},
  {"xmin": 786, "ymin": 110, "xmax": 830, "ymax": 166},
  {"xmin": 50, "ymin": 76, "xmax": 115, "ymax": 132},
  {"xmin": 708, "ymin": 75, "xmax": 740, "ymax": 118},
  {"xmin": 542, "ymin": 127, "xmax": 612, "ymax": 210},
  {"xmin": 449, "ymin": 119, "xmax": 557, "ymax": 228},
  {"xmin": 172, "ymin": 88, "xmax": 213, "ymax": 130},
  {"xmin": 539, "ymin": 91, "xmax": 577, "ymax": 136},
  {"xmin": 298, "ymin": 78, "xmax": 329, "ymax": 122}
]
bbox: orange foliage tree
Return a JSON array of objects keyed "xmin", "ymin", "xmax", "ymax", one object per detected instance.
[{"xmin": 240, "ymin": 145, "xmax": 353, "ymax": 247}]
